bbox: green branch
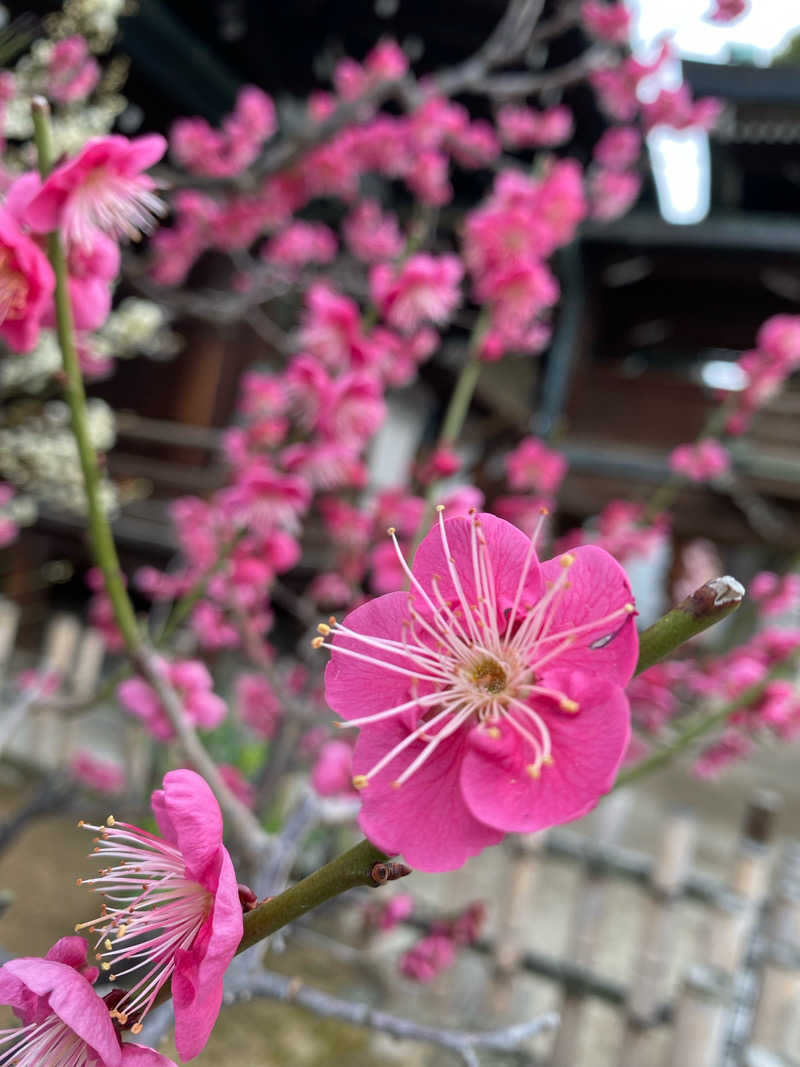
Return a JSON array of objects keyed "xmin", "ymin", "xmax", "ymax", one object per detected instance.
[
  {"xmin": 239, "ymin": 838, "xmax": 390, "ymax": 952},
  {"xmin": 634, "ymin": 575, "xmax": 745, "ymax": 677},
  {"xmin": 31, "ymin": 98, "xmax": 140, "ymax": 654}
]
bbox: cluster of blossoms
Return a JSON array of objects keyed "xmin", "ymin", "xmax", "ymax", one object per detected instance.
[{"xmin": 723, "ymin": 315, "xmax": 800, "ymax": 435}]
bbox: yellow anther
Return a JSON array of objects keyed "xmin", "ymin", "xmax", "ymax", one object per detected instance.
[
  {"xmin": 352, "ymin": 775, "xmax": 369, "ymax": 790},
  {"xmin": 328, "ymin": 615, "xmax": 337, "ymax": 626},
  {"xmin": 560, "ymin": 698, "xmax": 580, "ymax": 713},
  {"xmin": 560, "ymin": 553, "xmax": 576, "ymax": 568},
  {"xmin": 543, "ymin": 754, "xmax": 554, "ymax": 766},
  {"xmin": 77, "ymin": 819, "xmax": 84, "ymax": 828},
  {"xmin": 539, "ymin": 505, "xmax": 550, "ymax": 516},
  {"xmin": 101, "ymin": 962, "xmax": 111, "ymax": 971},
  {"xmin": 387, "ymin": 526, "xmax": 396, "ymax": 536},
  {"xmin": 391, "ymin": 780, "xmax": 402, "ymax": 789},
  {"xmin": 311, "ymin": 636, "xmax": 325, "ymax": 649},
  {"xmin": 104, "ymin": 939, "xmax": 113, "ymax": 951},
  {"xmin": 118, "ymin": 924, "xmax": 127, "ymax": 937},
  {"xmin": 486, "ymin": 727, "xmax": 501, "ymax": 739},
  {"xmin": 105, "ymin": 815, "xmax": 115, "ymax": 827},
  {"xmin": 435, "ymin": 504, "xmax": 445, "ymax": 512},
  {"xmin": 526, "ymin": 764, "xmax": 541, "ymax": 779},
  {"xmin": 131, "ymin": 1024, "xmax": 142, "ymax": 1035},
  {"xmin": 316, "ymin": 622, "xmax": 331, "ymax": 636},
  {"xmin": 624, "ymin": 603, "xmax": 636, "ymax": 613},
  {"xmin": 108, "ymin": 973, "xmax": 116, "ymax": 981}
]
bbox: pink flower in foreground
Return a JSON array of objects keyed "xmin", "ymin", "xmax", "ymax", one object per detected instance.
[
  {"xmin": 668, "ymin": 439, "xmax": 730, "ymax": 482},
  {"xmin": 26, "ymin": 134, "xmax": 167, "ymax": 246},
  {"xmin": 0, "ymin": 936, "xmax": 176, "ymax": 1066},
  {"xmin": 319, "ymin": 510, "xmax": 637, "ymax": 871},
  {"xmin": 78, "ymin": 770, "xmax": 243, "ymax": 1060}
]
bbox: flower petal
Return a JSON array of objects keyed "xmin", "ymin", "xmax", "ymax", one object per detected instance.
[
  {"xmin": 412, "ymin": 513, "xmax": 543, "ymax": 627},
  {"xmin": 152, "ymin": 769, "xmax": 223, "ymax": 885},
  {"xmin": 325, "ymin": 590, "xmax": 421, "ymax": 722},
  {"xmin": 460, "ymin": 677, "xmax": 630, "ymax": 832},
  {"xmin": 0, "ymin": 959, "xmax": 121, "ymax": 1067},
  {"xmin": 539, "ymin": 545, "xmax": 638, "ymax": 684},
  {"xmin": 353, "ymin": 718, "xmax": 504, "ymax": 872},
  {"xmin": 172, "ymin": 846, "xmax": 241, "ymax": 1060},
  {"xmin": 122, "ymin": 1045, "xmax": 178, "ymax": 1066}
]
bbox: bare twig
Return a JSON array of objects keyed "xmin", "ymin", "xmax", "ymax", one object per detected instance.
[{"xmin": 239, "ymin": 968, "xmax": 559, "ymax": 1066}]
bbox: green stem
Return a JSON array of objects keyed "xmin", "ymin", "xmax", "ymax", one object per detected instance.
[
  {"xmin": 239, "ymin": 838, "xmax": 390, "ymax": 953},
  {"xmin": 634, "ymin": 576, "xmax": 745, "ymax": 677},
  {"xmin": 31, "ymin": 98, "xmax": 140, "ymax": 654},
  {"xmin": 617, "ymin": 653, "xmax": 799, "ymax": 788}
]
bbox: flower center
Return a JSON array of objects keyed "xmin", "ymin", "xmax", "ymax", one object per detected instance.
[
  {"xmin": 470, "ymin": 655, "xmax": 508, "ymax": 695},
  {"xmin": 0, "ymin": 249, "xmax": 29, "ymax": 323}
]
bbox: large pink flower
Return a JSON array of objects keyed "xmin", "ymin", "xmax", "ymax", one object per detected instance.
[
  {"xmin": 0, "ymin": 936, "xmax": 176, "ymax": 1066},
  {"xmin": 78, "ymin": 769, "xmax": 243, "ymax": 1060},
  {"xmin": 320, "ymin": 511, "xmax": 637, "ymax": 871},
  {"xmin": 26, "ymin": 134, "xmax": 166, "ymax": 246}
]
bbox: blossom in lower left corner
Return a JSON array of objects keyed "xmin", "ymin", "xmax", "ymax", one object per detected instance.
[
  {"xmin": 0, "ymin": 935, "xmax": 176, "ymax": 1066},
  {"xmin": 77, "ymin": 769, "xmax": 243, "ymax": 1061}
]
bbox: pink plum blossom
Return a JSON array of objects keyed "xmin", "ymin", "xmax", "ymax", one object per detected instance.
[
  {"xmin": 171, "ymin": 86, "xmax": 275, "ymax": 178},
  {"xmin": 642, "ymin": 86, "xmax": 722, "ymax": 133},
  {"xmin": 750, "ymin": 572, "xmax": 800, "ymax": 617},
  {"xmin": 69, "ymin": 749, "xmax": 125, "ymax": 795},
  {"xmin": 117, "ymin": 658, "xmax": 227, "ymax": 740},
  {"xmin": 218, "ymin": 764, "xmax": 256, "ymax": 809},
  {"xmin": 400, "ymin": 934, "xmax": 455, "ymax": 982},
  {"xmin": 0, "ymin": 936, "xmax": 176, "ymax": 1066},
  {"xmin": 581, "ymin": 1, "xmax": 631, "ymax": 44},
  {"xmin": 311, "ymin": 740, "xmax": 359, "ymax": 797},
  {"xmin": 668, "ymin": 438, "xmax": 730, "ymax": 482},
  {"xmin": 371, "ymin": 254, "xmax": 463, "ymax": 332},
  {"xmin": 26, "ymin": 134, "xmax": 167, "ymax": 246},
  {"xmin": 320, "ymin": 510, "xmax": 637, "ymax": 871},
  {"xmin": 263, "ymin": 220, "xmax": 337, "ymax": 273},
  {"xmin": 589, "ymin": 168, "xmax": 642, "ymax": 221},
  {"xmin": 505, "ymin": 437, "xmax": 567, "ymax": 495},
  {"xmin": 707, "ymin": 0, "xmax": 747, "ymax": 22},
  {"xmin": 235, "ymin": 672, "xmax": 282, "ymax": 738},
  {"xmin": 593, "ymin": 126, "xmax": 641, "ymax": 170},
  {"xmin": 497, "ymin": 105, "xmax": 573, "ymax": 149},
  {"xmin": 343, "ymin": 198, "xmax": 404, "ymax": 262},
  {"xmin": 78, "ymin": 769, "xmax": 243, "ymax": 1060},
  {"xmin": 47, "ymin": 35, "xmax": 100, "ymax": 103},
  {"xmin": 0, "ymin": 205, "xmax": 55, "ymax": 352}
]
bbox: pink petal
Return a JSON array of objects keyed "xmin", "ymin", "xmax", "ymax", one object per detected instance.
[
  {"xmin": 152, "ymin": 769, "xmax": 223, "ymax": 885},
  {"xmin": 353, "ymin": 718, "xmax": 504, "ymax": 872},
  {"xmin": 325, "ymin": 590, "xmax": 419, "ymax": 722},
  {"xmin": 412, "ymin": 513, "xmax": 543, "ymax": 627},
  {"xmin": 539, "ymin": 545, "xmax": 638, "ymax": 684},
  {"xmin": 1, "ymin": 959, "xmax": 121, "ymax": 1067},
  {"xmin": 461, "ymin": 677, "xmax": 630, "ymax": 832},
  {"xmin": 172, "ymin": 847, "xmax": 241, "ymax": 1060},
  {"xmin": 122, "ymin": 1045, "xmax": 178, "ymax": 1066}
]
